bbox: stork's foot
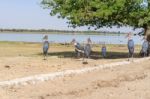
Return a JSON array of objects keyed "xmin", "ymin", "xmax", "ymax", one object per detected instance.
[
  {"xmin": 128, "ymin": 58, "xmax": 134, "ymax": 62},
  {"xmin": 43, "ymin": 58, "xmax": 47, "ymax": 60},
  {"xmin": 82, "ymin": 61, "xmax": 88, "ymax": 64}
]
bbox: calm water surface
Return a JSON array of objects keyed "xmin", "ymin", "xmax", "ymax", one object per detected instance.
[{"xmin": 0, "ymin": 32, "xmax": 144, "ymax": 45}]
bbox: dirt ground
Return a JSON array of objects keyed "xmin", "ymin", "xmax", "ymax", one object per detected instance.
[
  {"xmin": 0, "ymin": 56, "xmax": 127, "ymax": 81},
  {"xmin": 0, "ymin": 42, "xmax": 149, "ymax": 99},
  {"xmin": 0, "ymin": 58, "xmax": 150, "ymax": 99}
]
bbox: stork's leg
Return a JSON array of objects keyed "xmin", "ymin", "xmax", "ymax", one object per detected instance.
[
  {"xmin": 45, "ymin": 53, "xmax": 47, "ymax": 60},
  {"xmin": 82, "ymin": 54, "xmax": 85, "ymax": 62},
  {"xmin": 128, "ymin": 52, "xmax": 133, "ymax": 62},
  {"xmin": 131, "ymin": 53, "xmax": 134, "ymax": 62},
  {"xmin": 43, "ymin": 52, "xmax": 48, "ymax": 60},
  {"xmin": 77, "ymin": 52, "xmax": 80, "ymax": 58},
  {"xmin": 131, "ymin": 49, "xmax": 134, "ymax": 62},
  {"xmin": 82, "ymin": 52, "xmax": 88, "ymax": 64},
  {"xmin": 128, "ymin": 52, "xmax": 130, "ymax": 61},
  {"xmin": 43, "ymin": 55, "xmax": 46, "ymax": 60}
]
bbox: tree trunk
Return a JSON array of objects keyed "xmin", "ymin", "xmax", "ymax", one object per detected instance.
[
  {"xmin": 146, "ymin": 28, "xmax": 150, "ymax": 42},
  {"xmin": 144, "ymin": 26, "xmax": 150, "ymax": 56},
  {"xmin": 143, "ymin": 25, "xmax": 150, "ymax": 42}
]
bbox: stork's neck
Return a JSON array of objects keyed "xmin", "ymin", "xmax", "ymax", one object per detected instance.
[
  {"xmin": 43, "ymin": 39, "xmax": 48, "ymax": 42},
  {"xmin": 127, "ymin": 34, "xmax": 132, "ymax": 40}
]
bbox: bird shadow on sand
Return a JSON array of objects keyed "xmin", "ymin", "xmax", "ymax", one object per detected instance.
[{"xmin": 37, "ymin": 51, "xmax": 142, "ymax": 60}]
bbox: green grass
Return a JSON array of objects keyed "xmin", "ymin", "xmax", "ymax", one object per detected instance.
[{"xmin": 0, "ymin": 41, "xmax": 142, "ymax": 59}]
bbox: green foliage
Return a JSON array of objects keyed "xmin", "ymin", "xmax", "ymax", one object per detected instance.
[{"xmin": 41, "ymin": 0, "xmax": 150, "ymax": 29}]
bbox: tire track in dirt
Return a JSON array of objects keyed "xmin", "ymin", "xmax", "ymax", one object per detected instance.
[{"xmin": 36, "ymin": 70, "xmax": 148, "ymax": 99}]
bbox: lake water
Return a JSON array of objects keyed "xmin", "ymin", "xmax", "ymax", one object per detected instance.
[{"xmin": 0, "ymin": 32, "xmax": 144, "ymax": 45}]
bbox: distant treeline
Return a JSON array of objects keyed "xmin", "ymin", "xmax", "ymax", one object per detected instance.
[
  {"xmin": 0, "ymin": 28, "xmax": 122, "ymax": 34},
  {"xmin": 0, "ymin": 28, "xmax": 82, "ymax": 33}
]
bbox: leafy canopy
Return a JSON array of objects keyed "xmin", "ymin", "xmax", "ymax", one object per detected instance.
[{"xmin": 41, "ymin": 0, "xmax": 150, "ymax": 29}]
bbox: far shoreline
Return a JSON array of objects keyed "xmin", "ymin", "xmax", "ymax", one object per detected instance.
[{"xmin": 0, "ymin": 29, "xmax": 126, "ymax": 36}]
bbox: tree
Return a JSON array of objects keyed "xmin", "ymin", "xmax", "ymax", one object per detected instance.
[{"xmin": 41, "ymin": 0, "xmax": 150, "ymax": 41}]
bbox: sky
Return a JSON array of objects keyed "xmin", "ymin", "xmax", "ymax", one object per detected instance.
[{"xmin": 0, "ymin": 0, "xmax": 142, "ymax": 33}]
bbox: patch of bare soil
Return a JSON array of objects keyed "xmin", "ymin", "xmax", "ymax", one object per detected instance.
[
  {"xmin": 0, "ymin": 59, "xmax": 150, "ymax": 99},
  {"xmin": 0, "ymin": 56, "xmax": 125, "ymax": 81}
]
